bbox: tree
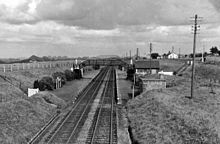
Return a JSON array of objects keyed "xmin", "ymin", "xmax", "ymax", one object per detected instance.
[
  {"xmin": 33, "ymin": 80, "xmax": 39, "ymax": 89},
  {"xmin": 151, "ymin": 53, "xmax": 159, "ymax": 59},
  {"xmin": 64, "ymin": 69, "xmax": 75, "ymax": 81},
  {"xmin": 38, "ymin": 76, "xmax": 54, "ymax": 91},
  {"xmin": 210, "ymin": 46, "xmax": 219, "ymax": 55}
]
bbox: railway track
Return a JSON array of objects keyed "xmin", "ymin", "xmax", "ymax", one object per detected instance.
[
  {"xmin": 47, "ymin": 67, "xmax": 110, "ymax": 144},
  {"xmin": 29, "ymin": 66, "xmax": 118, "ymax": 144},
  {"xmin": 86, "ymin": 67, "xmax": 117, "ymax": 144},
  {"xmin": 29, "ymin": 67, "xmax": 109, "ymax": 144}
]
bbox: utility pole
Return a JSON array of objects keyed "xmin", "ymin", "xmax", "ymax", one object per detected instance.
[
  {"xmin": 130, "ymin": 50, "xmax": 131, "ymax": 59},
  {"xmin": 202, "ymin": 45, "xmax": 204, "ymax": 62},
  {"xmin": 136, "ymin": 48, "xmax": 139, "ymax": 60},
  {"xmin": 190, "ymin": 14, "xmax": 201, "ymax": 99},
  {"xmin": 150, "ymin": 43, "xmax": 152, "ymax": 74},
  {"xmin": 132, "ymin": 74, "xmax": 135, "ymax": 99},
  {"xmin": 179, "ymin": 47, "xmax": 181, "ymax": 59}
]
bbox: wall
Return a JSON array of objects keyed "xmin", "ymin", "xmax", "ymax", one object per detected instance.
[
  {"xmin": 136, "ymin": 69, "xmax": 158, "ymax": 75},
  {"xmin": 140, "ymin": 78, "xmax": 166, "ymax": 92}
]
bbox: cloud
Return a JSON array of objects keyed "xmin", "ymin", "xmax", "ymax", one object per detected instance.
[
  {"xmin": 209, "ymin": 0, "xmax": 220, "ymax": 12},
  {"xmin": 33, "ymin": 0, "xmax": 218, "ymax": 29},
  {"xmin": 0, "ymin": 0, "xmax": 41, "ymax": 24},
  {"xmin": 0, "ymin": 0, "xmax": 219, "ymax": 58},
  {"xmin": 0, "ymin": 0, "xmax": 218, "ymax": 29}
]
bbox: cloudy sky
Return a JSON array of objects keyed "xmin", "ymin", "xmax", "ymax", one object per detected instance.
[{"xmin": 0, "ymin": 0, "xmax": 219, "ymax": 58}]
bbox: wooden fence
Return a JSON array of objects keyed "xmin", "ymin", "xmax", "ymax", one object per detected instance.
[{"xmin": 0, "ymin": 61, "xmax": 75, "ymax": 72}]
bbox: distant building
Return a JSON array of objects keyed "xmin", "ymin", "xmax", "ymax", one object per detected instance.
[
  {"xmin": 134, "ymin": 60, "xmax": 160, "ymax": 75},
  {"xmin": 168, "ymin": 52, "xmax": 178, "ymax": 59}
]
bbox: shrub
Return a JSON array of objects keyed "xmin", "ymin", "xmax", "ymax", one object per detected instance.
[
  {"xmin": 52, "ymin": 72, "xmax": 66, "ymax": 85},
  {"xmin": 74, "ymin": 69, "xmax": 82, "ymax": 79},
  {"xmin": 33, "ymin": 80, "xmax": 39, "ymax": 89},
  {"xmin": 93, "ymin": 64, "xmax": 100, "ymax": 70},
  {"xmin": 38, "ymin": 76, "xmax": 54, "ymax": 91},
  {"xmin": 64, "ymin": 69, "xmax": 75, "ymax": 81}
]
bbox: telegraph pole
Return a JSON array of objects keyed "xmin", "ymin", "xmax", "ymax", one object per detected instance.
[
  {"xmin": 130, "ymin": 50, "xmax": 131, "ymax": 59},
  {"xmin": 202, "ymin": 45, "xmax": 204, "ymax": 62},
  {"xmin": 190, "ymin": 14, "xmax": 200, "ymax": 99},
  {"xmin": 136, "ymin": 48, "xmax": 139, "ymax": 60},
  {"xmin": 150, "ymin": 43, "xmax": 152, "ymax": 74}
]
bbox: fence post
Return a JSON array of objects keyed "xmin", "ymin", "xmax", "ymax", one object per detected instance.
[
  {"xmin": 3, "ymin": 65, "xmax": 5, "ymax": 73},
  {"xmin": 11, "ymin": 65, "xmax": 12, "ymax": 72}
]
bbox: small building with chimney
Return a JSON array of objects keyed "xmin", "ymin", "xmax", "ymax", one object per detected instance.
[{"xmin": 134, "ymin": 60, "xmax": 160, "ymax": 75}]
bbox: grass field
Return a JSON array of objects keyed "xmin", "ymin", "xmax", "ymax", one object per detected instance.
[
  {"xmin": 159, "ymin": 59, "xmax": 185, "ymax": 72},
  {"xmin": 0, "ymin": 66, "xmax": 71, "ymax": 94},
  {"xmin": 126, "ymin": 59, "xmax": 220, "ymax": 144}
]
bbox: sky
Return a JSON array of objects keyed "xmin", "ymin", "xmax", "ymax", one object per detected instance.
[{"xmin": 0, "ymin": 0, "xmax": 220, "ymax": 58}]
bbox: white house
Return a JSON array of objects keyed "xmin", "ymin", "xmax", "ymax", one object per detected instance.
[{"xmin": 168, "ymin": 53, "xmax": 178, "ymax": 59}]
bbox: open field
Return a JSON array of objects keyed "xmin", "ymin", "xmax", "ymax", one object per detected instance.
[
  {"xmin": 0, "ymin": 65, "xmax": 71, "ymax": 94},
  {"xmin": 159, "ymin": 59, "xmax": 185, "ymax": 72},
  {"xmin": 126, "ymin": 59, "xmax": 220, "ymax": 143}
]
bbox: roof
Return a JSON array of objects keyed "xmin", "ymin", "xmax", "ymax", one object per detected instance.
[
  {"xmin": 134, "ymin": 60, "xmax": 160, "ymax": 69},
  {"xmin": 168, "ymin": 53, "xmax": 178, "ymax": 56}
]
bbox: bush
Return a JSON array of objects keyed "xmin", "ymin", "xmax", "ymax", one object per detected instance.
[
  {"xmin": 38, "ymin": 76, "xmax": 54, "ymax": 91},
  {"xmin": 33, "ymin": 80, "xmax": 39, "ymax": 89},
  {"xmin": 52, "ymin": 72, "xmax": 66, "ymax": 85},
  {"xmin": 93, "ymin": 64, "xmax": 100, "ymax": 70},
  {"xmin": 64, "ymin": 69, "xmax": 75, "ymax": 81},
  {"xmin": 74, "ymin": 69, "xmax": 82, "ymax": 79}
]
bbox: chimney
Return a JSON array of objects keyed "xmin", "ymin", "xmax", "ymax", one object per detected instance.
[{"xmin": 136, "ymin": 48, "xmax": 139, "ymax": 60}]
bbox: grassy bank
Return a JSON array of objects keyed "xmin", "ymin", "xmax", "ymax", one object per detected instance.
[{"xmin": 126, "ymin": 61, "xmax": 220, "ymax": 143}]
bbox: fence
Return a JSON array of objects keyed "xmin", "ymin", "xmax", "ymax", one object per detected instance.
[{"xmin": 0, "ymin": 61, "xmax": 75, "ymax": 73}]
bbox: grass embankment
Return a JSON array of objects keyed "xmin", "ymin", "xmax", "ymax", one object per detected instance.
[
  {"xmin": 0, "ymin": 66, "xmax": 96, "ymax": 143},
  {"xmin": 127, "ymin": 61, "xmax": 220, "ymax": 143},
  {"xmin": 0, "ymin": 91, "xmax": 66, "ymax": 144},
  {"xmin": 127, "ymin": 88, "xmax": 220, "ymax": 144}
]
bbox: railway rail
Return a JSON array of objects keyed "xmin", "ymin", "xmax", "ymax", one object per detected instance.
[
  {"xmin": 29, "ymin": 67, "xmax": 109, "ymax": 144},
  {"xmin": 86, "ymin": 67, "xmax": 117, "ymax": 144},
  {"xmin": 29, "ymin": 66, "xmax": 118, "ymax": 144}
]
